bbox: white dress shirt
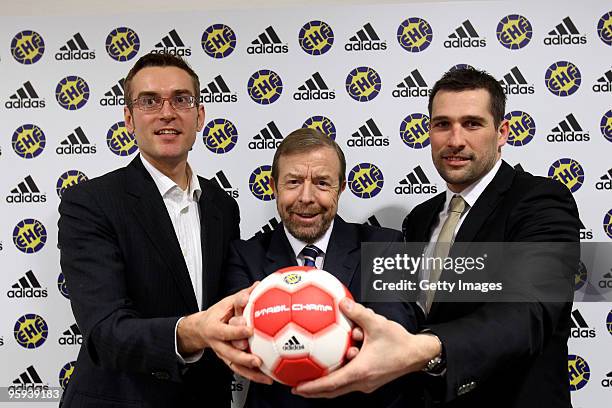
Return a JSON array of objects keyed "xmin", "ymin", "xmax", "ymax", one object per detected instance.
[{"xmin": 284, "ymin": 219, "xmax": 335, "ymax": 269}]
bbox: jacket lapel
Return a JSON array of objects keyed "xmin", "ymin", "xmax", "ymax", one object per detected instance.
[
  {"xmin": 263, "ymin": 226, "xmax": 298, "ymax": 277},
  {"xmin": 323, "ymin": 217, "xmax": 360, "ymax": 289},
  {"xmin": 199, "ymin": 179, "xmax": 222, "ymax": 309}
]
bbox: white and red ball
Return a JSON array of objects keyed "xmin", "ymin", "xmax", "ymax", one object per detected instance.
[{"xmin": 244, "ymin": 266, "xmax": 354, "ymax": 386}]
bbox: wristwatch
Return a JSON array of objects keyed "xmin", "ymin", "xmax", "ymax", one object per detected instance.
[{"xmin": 421, "ymin": 332, "xmax": 446, "ymax": 375}]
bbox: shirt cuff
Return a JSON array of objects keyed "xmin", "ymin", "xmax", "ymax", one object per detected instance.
[{"xmin": 175, "ymin": 317, "xmax": 204, "ymax": 364}]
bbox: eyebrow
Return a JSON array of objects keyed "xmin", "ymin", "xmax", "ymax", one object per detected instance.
[
  {"xmin": 136, "ymin": 89, "xmax": 194, "ymax": 98},
  {"xmin": 431, "ymin": 114, "xmax": 487, "ymax": 122}
]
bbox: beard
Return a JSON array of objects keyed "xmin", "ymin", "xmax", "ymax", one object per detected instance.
[{"xmin": 282, "ymin": 206, "xmax": 335, "ymax": 244}]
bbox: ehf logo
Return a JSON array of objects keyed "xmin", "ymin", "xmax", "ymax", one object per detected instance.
[
  {"xmin": 247, "ymin": 70, "xmax": 283, "ymax": 105},
  {"xmin": 548, "ymin": 158, "xmax": 584, "ymax": 193},
  {"xmin": 100, "ymin": 78, "xmax": 125, "ymax": 106},
  {"xmin": 568, "ymin": 354, "xmax": 590, "ymax": 391},
  {"xmin": 5, "ymin": 81, "xmax": 46, "ymax": 109},
  {"xmin": 601, "ymin": 110, "xmax": 612, "ymax": 143},
  {"xmin": 505, "ymin": 111, "xmax": 535, "ymax": 146},
  {"xmin": 449, "ymin": 63, "xmax": 474, "ymax": 72},
  {"xmin": 547, "ymin": 113, "xmax": 589, "ymax": 143},
  {"xmin": 14, "ymin": 314, "xmax": 48, "ymax": 349},
  {"xmin": 444, "ymin": 20, "xmax": 486, "ymax": 48},
  {"xmin": 400, "ymin": 113, "xmax": 430, "ymax": 148},
  {"xmin": 57, "ymin": 272, "xmax": 70, "ymax": 299},
  {"xmin": 597, "ymin": 11, "xmax": 612, "ymax": 46},
  {"xmin": 248, "ymin": 26, "xmax": 288, "ymax": 54},
  {"xmin": 56, "ymin": 32, "xmax": 95, "ymax": 61},
  {"xmin": 345, "ymin": 67, "xmax": 381, "ymax": 102},
  {"xmin": 105, "ymin": 27, "xmax": 140, "ymax": 62},
  {"xmin": 107, "ymin": 121, "xmax": 138, "ymax": 156},
  {"xmin": 57, "ymin": 127, "xmax": 97, "ymax": 155},
  {"xmin": 7, "ymin": 270, "xmax": 48, "ymax": 299},
  {"xmin": 544, "ymin": 16, "xmax": 586, "ymax": 46},
  {"xmin": 395, "ymin": 166, "xmax": 438, "ymax": 195},
  {"xmin": 56, "ymin": 170, "xmax": 88, "ymax": 198},
  {"xmin": 13, "ymin": 219, "xmax": 47, "ymax": 254},
  {"xmin": 294, "ymin": 72, "xmax": 335, "ymax": 101},
  {"xmin": 545, "ymin": 61, "xmax": 581, "ymax": 97},
  {"xmin": 299, "ymin": 20, "xmax": 334, "ymax": 55},
  {"xmin": 6, "ymin": 175, "xmax": 46, "ymax": 204},
  {"xmin": 200, "ymin": 75, "xmax": 237, "ymax": 103},
  {"xmin": 496, "ymin": 14, "xmax": 532, "ymax": 49},
  {"xmin": 59, "ymin": 361, "xmax": 75, "ymax": 389},
  {"xmin": 348, "ymin": 119, "xmax": 389, "ymax": 147},
  {"xmin": 201, "ymin": 24, "xmax": 236, "ymax": 58},
  {"xmin": 397, "ymin": 17, "xmax": 433, "ymax": 52},
  {"xmin": 303, "ymin": 116, "xmax": 337, "ymax": 140},
  {"xmin": 151, "ymin": 29, "xmax": 191, "ymax": 57},
  {"xmin": 607, "ymin": 309, "xmax": 612, "ymax": 335},
  {"xmin": 283, "ymin": 273, "xmax": 302, "ymax": 285},
  {"xmin": 56, "ymin": 76, "xmax": 90, "ymax": 110},
  {"xmin": 604, "ymin": 209, "xmax": 612, "ymax": 239},
  {"xmin": 211, "ymin": 171, "xmax": 239, "ymax": 199},
  {"xmin": 575, "ymin": 261, "xmax": 588, "ymax": 291},
  {"xmin": 12, "ymin": 124, "xmax": 45, "ymax": 158},
  {"xmin": 59, "ymin": 323, "xmax": 82, "ymax": 346},
  {"xmin": 249, "ymin": 165, "xmax": 275, "ymax": 201},
  {"xmin": 345, "ymin": 23, "xmax": 386, "ymax": 51},
  {"xmin": 202, "ymin": 119, "xmax": 238, "ymax": 154},
  {"xmin": 249, "ymin": 121, "xmax": 283, "ymax": 150},
  {"xmin": 393, "ymin": 69, "xmax": 431, "ymax": 98},
  {"xmin": 11, "ymin": 30, "xmax": 45, "ymax": 64},
  {"xmin": 499, "ymin": 66, "xmax": 534, "ymax": 95},
  {"xmin": 348, "ymin": 163, "xmax": 384, "ymax": 199}
]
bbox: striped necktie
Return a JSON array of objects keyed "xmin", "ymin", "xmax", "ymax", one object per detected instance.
[{"xmin": 301, "ymin": 245, "xmax": 321, "ymax": 267}]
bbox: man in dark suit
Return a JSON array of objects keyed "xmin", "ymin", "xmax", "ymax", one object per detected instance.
[
  {"xmin": 58, "ymin": 53, "xmax": 263, "ymax": 407},
  {"xmin": 224, "ymin": 128, "xmax": 417, "ymax": 407},
  {"xmin": 293, "ymin": 68, "xmax": 579, "ymax": 408}
]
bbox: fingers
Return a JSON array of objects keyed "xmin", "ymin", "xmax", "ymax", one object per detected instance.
[
  {"xmin": 339, "ymin": 298, "xmax": 378, "ymax": 329},
  {"xmin": 292, "ymin": 367, "xmax": 359, "ymax": 398},
  {"xmin": 215, "ymin": 341, "xmax": 261, "ymax": 368},
  {"xmin": 351, "ymin": 326, "xmax": 364, "ymax": 342},
  {"xmin": 345, "ymin": 346, "xmax": 359, "ymax": 360},
  {"xmin": 234, "ymin": 281, "xmax": 259, "ymax": 317},
  {"xmin": 229, "ymin": 316, "xmax": 249, "ymax": 350},
  {"xmin": 211, "ymin": 319, "xmax": 252, "ymax": 342},
  {"xmin": 229, "ymin": 363, "xmax": 274, "ymax": 385}
]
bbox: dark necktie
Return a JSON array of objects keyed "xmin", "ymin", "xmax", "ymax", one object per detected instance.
[{"xmin": 302, "ymin": 245, "xmax": 321, "ymax": 267}]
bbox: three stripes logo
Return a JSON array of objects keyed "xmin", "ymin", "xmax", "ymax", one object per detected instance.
[
  {"xmin": 544, "ymin": 16, "xmax": 587, "ymax": 45},
  {"xmin": 395, "ymin": 166, "xmax": 438, "ymax": 195},
  {"xmin": 392, "ymin": 69, "xmax": 431, "ymax": 98},
  {"xmin": 56, "ymin": 32, "xmax": 95, "ymax": 60},
  {"xmin": 249, "ymin": 121, "xmax": 283, "ymax": 150},
  {"xmin": 10, "ymin": 366, "xmax": 48, "ymax": 392},
  {"xmin": 348, "ymin": 119, "xmax": 389, "ymax": 147},
  {"xmin": 602, "ymin": 370, "xmax": 612, "ymax": 388},
  {"xmin": 6, "ymin": 175, "xmax": 46, "ymax": 204},
  {"xmin": 201, "ymin": 75, "xmax": 237, "ymax": 103},
  {"xmin": 211, "ymin": 171, "xmax": 239, "ymax": 198},
  {"xmin": 444, "ymin": 20, "xmax": 486, "ymax": 48},
  {"xmin": 570, "ymin": 309, "xmax": 596, "ymax": 338},
  {"xmin": 294, "ymin": 72, "xmax": 335, "ymax": 101},
  {"xmin": 499, "ymin": 66, "xmax": 534, "ymax": 95},
  {"xmin": 100, "ymin": 78, "xmax": 125, "ymax": 106},
  {"xmin": 282, "ymin": 335, "xmax": 305, "ymax": 351},
  {"xmin": 57, "ymin": 127, "xmax": 96, "ymax": 155},
  {"xmin": 593, "ymin": 68, "xmax": 612, "ymax": 93},
  {"xmin": 364, "ymin": 215, "xmax": 381, "ymax": 227},
  {"xmin": 547, "ymin": 113, "xmax": 590, "ymax": 142},
  {"xmin": 596, "ymin": 168, "xmax": 612, "ymax": 190},
  {"xmin": 247, "ymin": 26, "xmax": 288, "ymax": 54},
  {"xmin": 255, "ymin": 217, "xmax": 280, "ymax": 237},
  {"xmin": 59, "ymin": 323, "xmax": 83, "ymax": 346},
  {"xmin": 7, "ymin": 270, "xmax": 48, "ymax": 298},
  {"xmin": 152, "ymin": 29, "xmax": 191, "ymax": 57},
  {"xmin": 5, "ymin": 81, "xmax": 45, "ymax": 109},
  {"xmin": 345, "ymin": 23, "xmax": 387, "ymax": 51}
]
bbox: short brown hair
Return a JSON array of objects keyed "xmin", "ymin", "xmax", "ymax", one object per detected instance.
[{"xmin": 271, "ymin": 128, "xmax": 346, "ymax": 185}]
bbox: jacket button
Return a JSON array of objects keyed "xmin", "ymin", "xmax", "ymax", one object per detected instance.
[{"xmin": 152, "ymin": 371, "xmax": 170, "ymax": 380}]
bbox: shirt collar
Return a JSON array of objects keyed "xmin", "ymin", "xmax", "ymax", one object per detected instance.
[
  {"xmin": 140, "ymin": 155, "xmax": 202, "ymax": 201},
  {"xmin": 284, "ymin": 219, "xmax": 335, "ymax": 260},
  {"xmin": 443, "ymin": 159, "xmax": 502, "ymax": 212}
]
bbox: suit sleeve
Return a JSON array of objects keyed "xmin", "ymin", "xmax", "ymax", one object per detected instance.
[{"xmin": 222, "ymin": 240, "xmax": 253, "ymax": 296}]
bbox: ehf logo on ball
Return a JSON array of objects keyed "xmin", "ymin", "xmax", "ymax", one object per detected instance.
[
  {"xmin": 504, "ymin": 111, "xmax": 535, "ymax": 146},
  {"xmin": 303, "ymin": 116, "xmax": 337, "ymax": 140},
  {"xmin": 604, "ymin": 209, "xmax": 612, "ymax": 240},
  {"xmin": 597, "ymin": 11, "xmax": 612, "ymax": 46},
  {"xmin": 248, "ymin": 70, "xmax": 283, "ymax": 105},
  {"xmin": 348, "ymin": 163, "xmax": 384, "ymax": 199},
  {"xmin": 345, "ymin": 67, "xmax": 381, "ymax": 102},
  {"xmin": 11, "ymin": 30, "xmax": 45, "ymax": 64},
  {"xmin": 568, "ymin": 354, "xmax": 590, "ymax": 391},
  {"xmin": 400, "ymin": 113, "xmax": 430, "ymax": 148},
  {"xmin": 601, "ymin": 109, "xmax": 612, "ymax": 143},
  {"xmin": 12, "ymin": 124, "xmax": 46, "ymax": 159},
  {"xmin": 201, "ymin": 24, "xmax": 236, "ymax": 58},
  {"xmin": 58, "ymin": 272, "xmax": 69, "ymax": 299},
  {"xmin": 396, "ymin": 17, "xmax": 433, "ymax": 52},
  {"xmin": 299, "ymin": 20, "xmax": 334, "ymax": 55},
  {"xmin": 59, "ymin": 361, "xmax": 75, "ymax": 389},
  {"xmin": 545, "ymin": 61, "xmax": 581, "ymax": 97},
  {"xmin": 105, "ymin": 27, "xmax": 140, "ymax": 62},
  {"xmin": 107, "ymin": 121, "xmax": 138, "ymax": 156},
  {"xmin": 56, "ymin": 170, "xmax": 88, "ymax": 198},
  {"xmin": 56, "ymin": 76, "xmax": 90, "ymax": 110},
  {"xmin": 496, "ymin": 15, "xmax": 532, "ymax": 49},
  {"xmin": 13, "ymin": 219, "xmax": 47, "ymax": 254},
  {"xmin": 283, "ymin": 273, "xmax": 302, "ymax": 285},
  {"xmin": 548, "ymin": 158, "xmax": 584, "ymax": 193},
  {"xmin": 14, "ymin": 314, "xmax": 48, "ymax": 349},
  {"xmin": 249, "ymin": 165, "xmax": 275, "ymax": 201},
  {"xmin": 203, "ymin": 119, "xmax": 238, "ymax": 154}
]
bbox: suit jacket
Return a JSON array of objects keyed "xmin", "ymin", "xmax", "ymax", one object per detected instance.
[
  {"xmin": 58, "ymin": 156, "xmax": 240, "ymax": 407},
  {"xmin": 402, "ymin": 161, "xmax": 580, "ymax": 408},
  {"xmin": 224, "ymin": 216, "xmax": 418, "ymax": 408}
]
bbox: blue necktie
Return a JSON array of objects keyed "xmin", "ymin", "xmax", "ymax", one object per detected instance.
[{"xmin": 302, "ymin": 245, "xmax": 320, "ymax": 267}]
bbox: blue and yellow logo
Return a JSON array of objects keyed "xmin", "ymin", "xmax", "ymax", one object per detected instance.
[
  {"xmin": 56, "ymin": 170, "xmax": 88, "ymax": 198},
  {"xmin": 105, "ymin": 27, "xmax": 140, "ymax": 62},
  {"xmin": 449, "ymin": 64, "xmax": 474, "ymax": 72},
  {"xmin": 283, "ymin": 273, "xmax": 302, "ymax": 285},
  {"xmin": 203, "ymin": 119, "xmax": 238, "ymax": 154},
  {"xmin": 345, "ymin": 67, "xmax": 381, "ymax": 102},
  {"xmin": 348, "ymin": 163, "xmax": 384, "ymax": 199},
  {"xmin": 597, "ymin": 11, "xmax": 612, "ymax": 46},
  {"xmin": 504, "ymin": 111, "xmax": 535, "ymax": 146},
  {"xmin": 107, "ymin": 121, "xmax": 138, "ymax": 156},
  {"xmin": 545, "ymin": 61, "xmax": 581, "ymax": 97},
  {"xmin": 247, "ymin": 70, "xmax": 283, "ymax": 105},
  {"xmin": 303, "ymin": 116, "xmax": 337, "ymax": 140},
  {"xmin": 57, "ymin": 273, "xmax": 69, "ymax": 299},
  {"xmin": 400, "ymin": 113, "xmax": 430, "ymax": 148},
  {"xmin": 59, "ymin": 361, "xmax": 75, "ymax": 389},
  {"xmin": 548, "ymin": 158, "xmax": 584, "ymax": 193},
  {"xmin": 397, "ymin": 17, "xmax": 433, "ymax": 52},
  {"xmin": 56, "ymin": 76, "xmax": 90, "ymax": 110},
  {"xmin": 496, "ymin": 15, "xmax": 532, "ymax": 49},
  {"xmin": 607, "ymin": 309, "xmax": 612, "ymax": 335},
  {"xmin": 604, "ymin": 209, "xmax": 612, "ymax": 240},
  {"xmin": 14, "ymin": 314, "xmax": 48, "ymax": 349},
  {"xmin": 600, "ymin": 109, "xmax": 612, "ymax": 143},
  {"xmin": 568, "ymin": 354, "xmax": 590, "ymax": 391},
  {"xmin": 11, "ymin": 30, "xmax": 45, "ymax": 64},
  {"xmin": 249, "ymin": 165, "xmax": 274, "ymax": 201},
  {"xmin": 13, "ymin": 219, "xmax": 47, "ymax": 254},
  {"xmin": 299, "ymin": 20, "xmax": 334, "ymax": 55},
  {"xmin": 12, "ymin": 124, "xmax": 45, "ymax": 159},
  {"xmin": 575, "ymin": 261, "xmax": 587, "ymax": 291},
  {"xmin": 201, "ymin": 24, "xmax": 236, "ymax": 58}
]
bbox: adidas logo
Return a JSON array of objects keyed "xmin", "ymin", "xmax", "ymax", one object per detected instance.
[
  {"xmin": 55, "ymin": 32, "xmax": 95, "ymax": 60},
  {"xmin": 212, "ymin": 171, "xmax": 239, "ymax": 198},
  {"xmin": 395, "ymin": 166, "xmax": 438, "ymax": 195},
  {"xmin": 444, "ymin": 20, "xmax": 486, "ymax": 48},
  {"xmin": 5, "ymin": 81, "xmax": 45, "ymax": 109},
  {"xmin": 151, "ymin": 29, "xmax": 191, "ymax": 57},
  {"xmin": 364, "ymin": 215, "xmax": 381, "ymax": 228},
  {"xmin": 7, "ymin": 270, "xmax": 48, "ymax": 298},
  {"xmin": 255, "ymin": 217, "xmax": 280, "ymax": 236},
  {"xmin": 10, "ymin": 366, "xmax": 48, "ymax": 392},
  {"xmin": 293, "ymin": 72, "xmax": 335, "ymax": 101},
  {"xmin": 0, "ymin": 336, "xmax": 3, "ymax": 346},
  {"xmin": 544, "ymin": 16, "xmax": 586, "ymax": 45},
  {"xmin": 392, "ymin": 69, "xmax": 431, "ymax": 98},
  {"xmin": 247, "ymin": 26, "xmax": 288, "ymax": 54},
  {"xmin": 570, "ymin": 309, "xmax": 595, "ymax": 338},
  {"xmin": 603, "ymin": 371, "xmax": 612, "ymax": 387},
  {"xmin": 499, "ymin": 66, "xmax": 534, "ymax": 95},
  {"xmin": 59, "ymin": 323, "xmax": 83, "ymax": 345},
  {"xmin": 593, "ymin": 68, "xmax": 612, "ymax": 93},
  {"xmin": 347, "ymin": 119, "xmax": 389, "ymax": 147},
  {"xmin": 547, "ymin": 113, "xmax": 590, "ymax": 142},
  {"xmin": 57, "ymin": 127, "xmax": 96, "ymax": 155},
  {"xmin": 596, "ymin": 168, "xmax": 612, "ymax": 190},
  {"xmin": 6, "ymin": 176, "xmax": 46, "ymax": 204},
  {"xmin": 599, "ymin": 270, "xmax": 612, "ymax": 289},
  {"xmin": 282, "ymin": 335, "xmax": 305, "ymax": 351},
  {"xmin": 248, "ymin": 121, "xmax": 283, "ymax": 150},
  {"xmin": 200, "ymin": 75, "xmax": 237, "ymax": 103},
  {"xmin": 99, "ymin": 78, "xmax": 125, "ymax": 106},
  {"xmin": 345, "ymin": 23, "xmax": 387, "ymax": 51},
  {"xmin": 578, "ymin": 218, "xmax": 593, "ymax": 241}
]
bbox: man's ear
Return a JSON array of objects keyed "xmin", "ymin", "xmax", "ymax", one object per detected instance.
[
  {"xmin": 270, "ymin": 177, "xmax": 277, "ymax": 195},
  {"xmin": 124, "ymin": 106, "xmax": 135, "ymax": 134}
]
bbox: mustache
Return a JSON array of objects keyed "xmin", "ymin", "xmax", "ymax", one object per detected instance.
[{"xmin": 438, "ymin": 149, "xmax": 474, "ymax": 160}]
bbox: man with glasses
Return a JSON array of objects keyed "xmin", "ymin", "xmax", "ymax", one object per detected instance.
[{"xmin": 58, "ymin": 53, "xmax": 263, "ymax": 407}]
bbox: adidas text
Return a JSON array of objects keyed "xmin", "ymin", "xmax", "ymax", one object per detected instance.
[
  {"xmin": 293, "ymin": 89, "xmax": 335, "ymax": 101},
  {"xmin": 151, "ymin": 48, "xmax": 191, "ymax": 57},
  {"xmin": 7, "ymin": 287, "xmax": 48, "ymax": 298},
  {"xmin": 56, "ymin": 144, "xmax": 97, "ymax": 155},
  {"xmin": 392, "ymin": 88, "xmax": 431, "ymax": 98},
  {"xmin": 248, "ymin": 140, "xmax": 282, "ymax": 150},
  {"xmin": 55, "ymin": 50, "xmax": 96, "ymax": 60},
  {"xmin": 544, "ymin": 35, "xmax": 586, "ymax": 45},
  {"xmin": 200, "ymin": 93, "xmax": 237, "ymax": 104},
  {"xmin": 247, "ymin": 43, "xmax": 288, "ymax": 54},
  {"xmin": 502, "ymin": 84, "xmax": 534, "ymax": 95},
  {"xmin": 570, "ymin": 327, "xmax": 596, "ymax": 338},
  {"xmin": 5, "ymin": 99, "xmax": 45, "ymax": 109},
  {"xmin": 546, "ymin": 132, "xmax": 590, "ymax": 142},
  {"xmin": 6, "ymin": 193, "xmax": 46, "ymax": 204},
  {"xmin": 395, "ymin": 184, "xmax": 438, "ymax": 195},
  {"xmin": 443, "ymin": 38, "xmax": 486, "ymax": 48},
  {"xmin": 347, "ymin": 137, "xmax": 389, "ymax": 147},
  {"xmin": 593, "ymin": 82, "xmax": 612, "ymax": 93},
  {"xmin": 345, "ymin": 41, "xmax": 387, "ymax": 51}
]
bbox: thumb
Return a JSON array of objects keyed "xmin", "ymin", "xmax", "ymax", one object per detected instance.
[{"xmin": 339, "ymin": 298, "xmax": 375, "ymax": 328}]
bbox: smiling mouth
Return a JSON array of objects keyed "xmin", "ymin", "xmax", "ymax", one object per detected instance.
[{"xmin": 154, "ymin": 129, "xmax": 180, "ymax": 135}]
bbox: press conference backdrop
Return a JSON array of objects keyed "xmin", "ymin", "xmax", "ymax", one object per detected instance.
[{"xmin": 1, "ymin": 0, "xmax": 611, "ymax": 406}]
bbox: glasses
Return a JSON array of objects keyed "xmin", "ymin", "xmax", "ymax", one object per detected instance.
[{"xmin": 131, "ymin": 95, "xmax": 197, "ymax": 112}]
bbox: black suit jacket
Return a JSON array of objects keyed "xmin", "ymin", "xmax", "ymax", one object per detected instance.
[
  {"xmin": 402, "ymin": 161, "xmax": 580, "ymax": 408},
  {"xmin": 224, "ymin": 216, "xmax": 418, "ymax": 408},
  {"xmin": 58, "ymin": 156, "xmax": 240, "ymax": 407}
]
